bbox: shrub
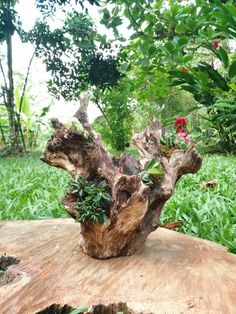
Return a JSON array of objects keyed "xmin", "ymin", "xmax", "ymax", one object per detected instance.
[{"xmin": 69, "ymin": 176, "xmax": 112, "ymax": 224}]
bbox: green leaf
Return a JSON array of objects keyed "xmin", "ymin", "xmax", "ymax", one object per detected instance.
[
  {"xmin": 145, "ymin": 157, "xmax": 157, "ymax": 170},
  {"xmin": 102, "ymin": 8, "xmax": 110, "ymax": 21},
  {"xmin": 70, "ymin": 306, "xmax": 89, "ymax": 314},
  {"xmin": 170, "ymin": 3, "xmax": 180, "ymax": 17},
  {"xmin": 148, "ymin": 44, "xmax": 156, "ymax": 56},
  {"xmin": 228, "ymin": 61, "xmax": 236, "ymax": 79},
  {"xmin": 225, "ymin": 4, "xmax": 236, "ymax": 18},
  {"xmin": 165, "ymin": 41, "xmax": 175, "ymax": 53},
  {"xmin": 146, "ymin": 165, "xmax": 163, "ymax": 177},
  {"xmin": 211, "ymin": 12, "xmax": 233, "ymax": 25},
  {"xmin": 178, "ymin": 36, "xmax": 188, "ymax": 47},
  {"xmin": 169, "ymin": 70, "xmax": 196, "ymax": 85},
  {"xmin": 136, "ymin": 58, "xmax": 150, "ymax": 66},
  {"xmin": 217, "ymin": 47, "xmax": 229, "ymax": 69},
  {"xmin": 228, "ymin": 83, "xmax": 236, "ymax": 91},
  {"xmin": 211, "ymin": 23, "xmax": 236, "ymax": 39},
  {"xmin": 146, "ymin": 158, "xmax": 164, "ymax": 177},
  {"xmin": 40, "ymin": 105, "xmax": 50, "ymax": 117},
  {"xmin": 198, "ymin": 62, "xmax": 229, "ymax": 91},
  {"xmin": 183, "ymin": 55, "xmax": 193, "ymax": 63},
  {"xmin": 119, "ymin": 63, "xmax": 129, "ymax": 73},
  {"xmin": 15, "ymin": 88, "xmax": 31, "ymax": 118},
  {"xmin": 76, "ymin": 41, "xmax": 94, "ymax": 49},
  {"xmin": 197, "ymin": 70, "xmax": 209, "ymax": 88},
  {"xmin": 95, "ymin": 33, "xmax": 107, "ymax": 45}
]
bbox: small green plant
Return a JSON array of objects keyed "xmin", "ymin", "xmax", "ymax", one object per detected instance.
[
  {"xmin": 161, "ymin": 132, "xmax": 178, "ymax": 148},
  {"xmin": 139, "ymin": 157, "xmax": 164, "ymax": 186},
  {"xmin": 138, "ymin": 171, "xmax": 154, "ymax": 187},
  {"xmin": 160, "ymin": 132, "xmax": 189, "ymax": 153},
  {"xmin": 161, "ymin": 132, "xmax": 189, "ymax": 150},
  {"xmin": 69, "ymin": 176, "xmax": 112, "ymax": 224},
  {"xmin": 64, "ymin": 118, "xmax": 93, "ymax": 143}
]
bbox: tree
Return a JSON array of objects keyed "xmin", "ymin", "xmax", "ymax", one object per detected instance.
[
  {"xmin": 35, "ymin": 0, "xmax": 100, "ymax": 17},
  {"xmin": 0, "ymin": 0, "xmax": 103, "ymax": 153},
  {"xmin": 40, "ymin": 96, "xmax": 201, "ymax": 259},
  {"xmin": 29, "ymin": 6, "xmax": 121, "ymax": 101},
  {"xmin": 93, "ymin": 78, "xmax": 133, "ymax": 151},
  {"xmin": 100, "ymin": 0, "xmax": 236, "ymax": 151},
  {"xmin": 0, "ymin": 0, "xmax": 23, "ymax": 151},
  {"xmin": 29, "ymin": 7, "xmax": 125, "ymax": 148}
]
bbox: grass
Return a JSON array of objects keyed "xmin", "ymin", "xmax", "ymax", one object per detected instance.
[
  {"xmin": 161, "ymin": 154, "xmax": 236, "ymax": 253},
  {"xmin": 0, "ymin": 152, "xmax": 235, "ymax": 253},
  {"xmin": 0, "ymin": 152, "xmax": 69, "ymax": 220}
]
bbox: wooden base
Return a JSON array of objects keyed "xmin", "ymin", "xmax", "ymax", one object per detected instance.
[{"xmin": 0, "ymin": 219, "xmax": 235, "ymax": 313}]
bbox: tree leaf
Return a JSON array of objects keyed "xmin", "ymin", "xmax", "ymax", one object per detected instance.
[
  {"xmin": 178, "ymin": 36, "xmax": 188, "ymax": 47},
  {"xmin": 145, "ymin": 157, "xmax": 157, "ymax": 170},
  {"xmin": 183, "ymin": 55, "xmax": 193, "ymax": 63},
  {"xmin": 228, "ymin": 61, "xmax": 236, "ymax": 79},
  {"xmin": 225, "ymin": 4, "xmax": 236, "ymax": 18},
  {"xmin": 165, "ymin": 41, "xmax": 175, "ymax": 53},
  {"xmin": 148, "ymin": 44, "xmax": 156, "ymax": 56},
  {"xmin": 198, "ymin": 62, "xmax": 229, "ymax": 91},
  {"xmin": 119, "ymin": 63, "xmax": 129, "ymax": 73},
  {"xmin": 217, "ymin": 46, "xmax": 229, "ymax": 69},
  {"xmin": 228, "ymin": 83, "xmax": 236, "ymax": 91}
]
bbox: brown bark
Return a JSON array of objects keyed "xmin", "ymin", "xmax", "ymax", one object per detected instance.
[
  {"xmin": 6, "ymin": 12, "xmax": 17, "ymax": 150},
  {"xmin": 41, "ymin": 96, "xmax": 202, "ymax": 259},
  {"xmin": 1, "ymin": 0, "xmax": 26, "ymax": 152}
]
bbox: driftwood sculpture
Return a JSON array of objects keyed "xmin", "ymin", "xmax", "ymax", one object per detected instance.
[{"xmin": 41, "ymin": 96, "xmax": 202, "ymax": 259}]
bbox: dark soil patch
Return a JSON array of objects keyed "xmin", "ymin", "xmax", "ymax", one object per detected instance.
[
  {"xmin": 0, "ymin": 254, "xmax": 21, "ymax": 287},
  {"xmin": 36, "ymin": 302, "xmax": 149, "ymax": 314}
]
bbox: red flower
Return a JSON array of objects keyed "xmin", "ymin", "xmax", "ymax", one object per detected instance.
[
  {"xmin": 174, "ymin": 117, "xmax": 187, "ymax": 127},
  {"xmin": 174, "ymin": 117, "xmax": 189, "ymax": 143},
  {"xmin": 182, "ymin": 67, "xmax": 189, "ymax": 73},
  {"xmin": 213, "ymin": 41, "xmax": 219, "ymax": 50}
]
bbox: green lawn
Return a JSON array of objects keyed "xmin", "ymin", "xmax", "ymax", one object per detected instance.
[
  {"xmin": 0, "ymin": 152, "xmax": 69, "ymax": 220},
  {"xmin": 0, "ymin": 153, "xmax": 235, "ymax": 253},
  {"xmin": 161, "ymin": 154, "xmax": 236, "ymax": 253}
]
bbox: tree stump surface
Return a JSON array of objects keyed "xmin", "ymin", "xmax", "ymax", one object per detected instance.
[{"xmin": 0, "ymin": 218, "xmax": 235, "ymax": 314}]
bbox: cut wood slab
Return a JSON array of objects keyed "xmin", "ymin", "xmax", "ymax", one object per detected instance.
[{"xmin": 0, "ymin": 219, "xmax": 236, "ymax": 314}]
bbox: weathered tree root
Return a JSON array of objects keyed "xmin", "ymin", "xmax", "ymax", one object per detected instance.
[{"xmin": 41, "ymin": 96, "xmax": 201, "ymax": 259}]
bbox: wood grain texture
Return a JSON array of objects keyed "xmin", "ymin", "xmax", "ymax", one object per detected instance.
[{"xmin": 0, "ymin": 219, "xmax": 236, "ymax": 314}]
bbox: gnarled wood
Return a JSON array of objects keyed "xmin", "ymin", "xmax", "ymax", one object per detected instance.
[{"xmin": 41, "ymin": 95, "xmax": 202, "ymax": 259}]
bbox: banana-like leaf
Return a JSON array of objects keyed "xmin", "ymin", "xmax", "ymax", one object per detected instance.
[
  {"xmin": 198, "ymin": 62, "xmax": 229, "ymax": 91},
  {"xmin": 15, "ymin": 88, "xmax": 31, "ymax": 118},
  {"xmin": 169, "ymin": 70, "xmax": 196, "ymax": 85},
  {"xmin": 217, "ymin": 46, "xmax": 229, "ymax": 69},
  {"xmin": 228, "ymin": 61, "xmax": 236, "ymax": 79}
]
